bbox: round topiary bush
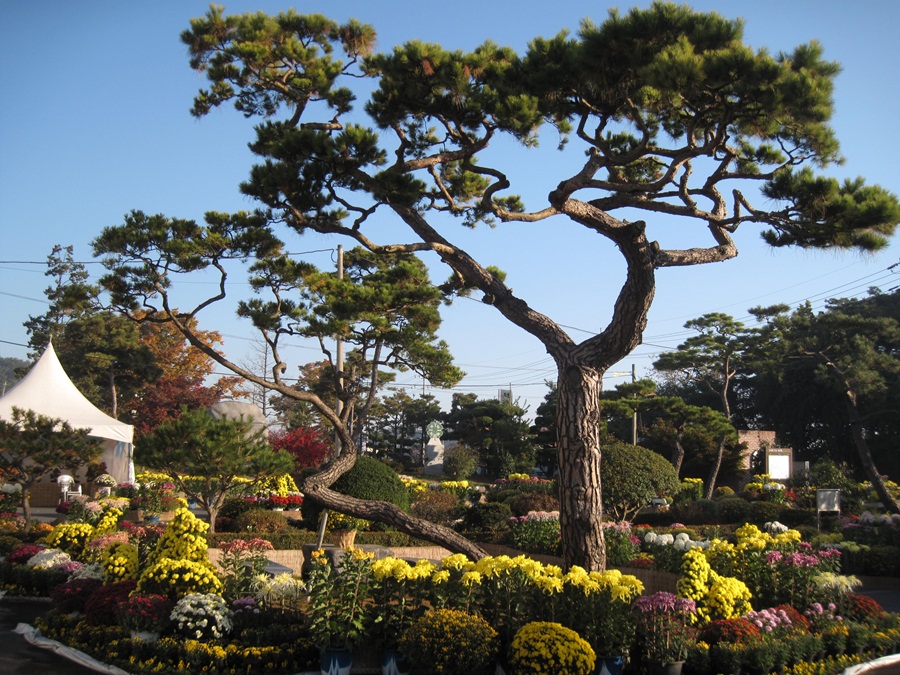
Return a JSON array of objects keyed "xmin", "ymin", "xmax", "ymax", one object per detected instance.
[
  {"xmin": 305, "ymin": 456, "xmax": 410, "ymax": 530},
  {"xmin": 400, "ymin": 609, "xmax": 498, "ymax": 675},
  {"xmin": 601, "ymin": 440, "xmax": 681, "ymax": 521},
  {"xmin": 748, "ymin": 500, "xmax": 783, "ymax": 525},
  {"xmin": 510, "ymin": 621, "xmax": 595, "ymax": 675},
  {"xmin": 715, "ymin": 497, "xmax": 751, "ymax": 524},
  {"xmin": 234, "ymin": 508, "xmax": 289, "ymax": 533}
]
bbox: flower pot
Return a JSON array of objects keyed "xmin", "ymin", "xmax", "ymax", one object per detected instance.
[
  {"xmin": 650, "ymin": 661, "xmax": 684, "ymax": 675},
  {"xmin": 597, "ymin": 655, "xmax": 626, "ymax": 675},
  {"xmin": 331, "ymin": 529, "xmax": 357, "ymax": 548},
  {"xmin": 272, "ymin": 507, "xmax": 284, "ymax": 511},
  {"xmin": 321, "ymin": 647, "xmax": 353, "ymax": 675},
  {"xmin": 130, "ymin": 630, "xmax": 160, "ymax": 642},
  {"xmin": 382, "ymin": 648, "xmax": 411, "ymax": 675}
]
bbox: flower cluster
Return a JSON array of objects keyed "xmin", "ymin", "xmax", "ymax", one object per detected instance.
[
  {"xmin": 399, "ymin": 608, "xmax": 499, "ymax": 675},
  {"xmin": 25, "ymin": 547, "xmax": 73, "ymax": 571},
  {"xmin": 510, "ymin": 621, "xmax": 595, "ymax": 675},
  {"xmin": 138, "ymin": 557, "xmax": 223, "ymax": 599},
  {"xmin": 6, "ymin": 543, "xmax": 45, "ymax": 565},
  {"xmin": 101, "ymin": 541, "xmax": 138, "ymax": 581},
  {"xmin": 264, "ymin": 494, "xmax": 302, "ymax": 509},
  {"xmin": 118, "ymin": 592, "xmax": 174, "ymax": 632},
  {"xmin": 369, "ymin": 557, "xmax": 436, "ymax": 648},
  {"xmin": 45, "ymin": 522, "xmax": 95, "ymax": 558},
  {"xmin": 508, "ymin": 511, "xmax": 561, "ymax": 556},
  {"xmin": 804, "ymin": 602, "xmax": 841, "ymax": 631},
  {"xmin": 93, "ymin": 473, "xmax": 118, "ymax": 488},
  {"xmin": 170, "ymin": 592, "xmax": 233, "ymax": 640},
  {"xmin": 218, "ymin": 538, "xmax": 274, "ymax": 600},
  {"xmin": 251, "ymin": 572, "xmax": 305, "ymax": 610},
  {"xmin": 744, "ymin": 607, "xmax": 793, "ymax": 633}
]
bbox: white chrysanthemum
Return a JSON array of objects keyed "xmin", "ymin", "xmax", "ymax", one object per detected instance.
[
  {"xmin": 644, "ymin": 532, "xmax": 658, "ymax": 544},
  {"xmin": 26, "ymin": 548, "xmax": 72, "ymax": 570}
]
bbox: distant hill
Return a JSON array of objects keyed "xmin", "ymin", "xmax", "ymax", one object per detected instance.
[{"xmin": 0, "ymin": 356, "xmax": 29, "ymax": 395}]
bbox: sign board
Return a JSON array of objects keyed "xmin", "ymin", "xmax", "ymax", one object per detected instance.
[
  {"xmin": 816, "ymin": 489, "xmax": 840, "ymax": 513},
  {"xmin": 766, "ymin": 446, "xmax": 793, "ymax": 480}
]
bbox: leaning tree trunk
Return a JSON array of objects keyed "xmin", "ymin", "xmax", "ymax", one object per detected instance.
[
  {"xmin": 556, "ymin": 362, "xmax": 606, "ymax": 571},
  {"xmin": 815, "ymin": 354, "xmax": 900, "ymax": 515},
  {"xmin": 841, "ymin": 379, "xmax": 900, "ymax": 514},
  {"xmin": 704, "ymin": 436, "xmax": 728, "ymax": 500}
]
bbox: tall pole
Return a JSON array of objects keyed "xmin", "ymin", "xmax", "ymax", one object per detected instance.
[
  {"xmin": 317, "ymin": 244, "xmax": 344, "ymax": 549},
  {"xmin": 336, "ymin": 244, "xmax": 344, "ymax": 434},
  {"xmin": 631, "ymin": 364, "xmax": 638, "ymax": 446}
]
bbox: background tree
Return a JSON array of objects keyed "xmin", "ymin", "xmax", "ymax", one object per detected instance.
[
  {"xmin": 96, "ymin": 213, "xmax": 483, "ymax": 559},
  {"xmin": 95, "ymin": 4, "xmax": 900, "ymax": 570},
  {"xmin": 0, "ymin": 357, "xmax": 27, "ymax": 395},
  {"xmin": 444, "ymin": 395, "xmax": 536, "ymax": 478},
  {"xmin": 137, "ymin": 408, "xmax": 296, "ymax": 533},
  {"xmin": 25, "ymin": 245, "xmax": 162, "ymax": 418},
  {"xmin": 268, "ymin": 426, "xmax": 332, "ymax": 469},
  {"xmin": 443, "ymin": 442, "xmax": 480, "ymax": 480},
  {"xmin": 752, "ymin": 295, "xmax": 900, "ymax": 512},
  {"xmin": 530, "ymin": 383, "xmax": 559, "ymax": 478},
  {"xmin": 0, "ymin": 407, "xmax": 101, "ymax": 527},
  {"xmin": 652, "ymin": 314, "xmax": 760, "ymax": 494}
]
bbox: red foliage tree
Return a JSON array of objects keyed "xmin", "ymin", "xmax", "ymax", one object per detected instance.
[
  {"xmin": 268, "ymin": 427, "xmax": 332, "ymax": 469},
  {"xmin": 130, "ymin": 376, "xmax": 223, "ymax": 437}
]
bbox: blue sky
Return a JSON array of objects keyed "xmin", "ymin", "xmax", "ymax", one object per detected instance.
[{"xmin": 2, "ymin": 0, "xmax": 899, "ymax": 418}]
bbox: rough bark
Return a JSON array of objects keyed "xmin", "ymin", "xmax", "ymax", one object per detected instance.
[{"xmin": 556, "ymin": 363, "xmax": 606, "ymax": 570}]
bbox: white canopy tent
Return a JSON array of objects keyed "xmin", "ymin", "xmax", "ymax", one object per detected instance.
[{"xmin": 0, "ymin": 343, "xmax": 135, "ymax": 484}]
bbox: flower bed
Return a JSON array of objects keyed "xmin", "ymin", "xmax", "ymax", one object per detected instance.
[{"xmin": 4, "ymin": 499, "xmax": 900, "ymax": 675}]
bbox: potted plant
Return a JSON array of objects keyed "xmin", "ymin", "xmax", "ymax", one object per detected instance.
[
  {"xmin": 558, "ymin": 567, "xmax": 642, "ymax": 673},
  {"xmin": 633, "ymin": 592, "xmax": 698, "ymax": 675},
  {"xmin": 305, "ymin": 547, "xmax": 375, "ymax": 674},
  {"xmin": 368, "ymin": 557, "xmax": 435, "ymax": 673},
  {"xmin": 170, "ymin": 592, "xmax": 233, "ymax": 640},
  {"xmin": 399, "ymin": 608, "xmax": 499, "ymax": 675},
  {"xmin": 118, "ymin": 592, "xmax": 173, "ymax": 641},
  {"xmin": 509, "ymin": 621, "xmax": 595, "ymax": 675}
]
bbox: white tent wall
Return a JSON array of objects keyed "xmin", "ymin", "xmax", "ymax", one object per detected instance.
[{"xmin": 0, "ymin": 344, "xmax": 136, "ymax": 486}]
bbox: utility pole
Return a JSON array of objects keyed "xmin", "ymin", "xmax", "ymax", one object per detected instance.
[
  {"xmin": 317, "ymin": 244, "xmax": 344, "ymax": 548},
  {"xmin": 631, "ymin": 364, "xmax": 638, "ymax": 446}
]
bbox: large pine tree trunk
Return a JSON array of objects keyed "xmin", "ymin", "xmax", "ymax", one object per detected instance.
[{"xmin": 556, "ymin": 362, "xmax": 606, "ymax": 571}]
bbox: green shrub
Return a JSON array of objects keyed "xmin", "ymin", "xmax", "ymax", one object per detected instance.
[
  {"xmin": 460, "ymin": 501, "xmax": 513, "ymax": 534},
  {"xmin": 234, "ymin": 508, "xmax": 289, "ymax": 533},
  {"xmin": 509, "ymin": 491, "xmax": 560, "ymax": 517},
  {"xmin": 715, "ymin": 497, "xmax": 751, "ymax": 524},
  {"xmin": 218, "ymin": 497, "xmax": 257, "ymax": 520},
  {"xmin": 672, "ymin": 499, "xmax": 718, "ymax": 525},
  {"xmin": 748, "ymin": 500, "xmax": 783, "ymax": 525},
  {"xmin": 714, "ymin": 486, "xmax": 735, "ymax": 499},
  {"xmin": 601, "ymin": 440, "xmax": 681, "ymax": 521},
  {"xmin": 861, "ymin": 545, "xmax": 900, "ymax": 577},
  {"xmin": 410, "ymin": 489, "xmax": 464, "ymax": 526},
  {"xmin": 777, "ymin": 507, "xmax": 816, "ymax": 527}
]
